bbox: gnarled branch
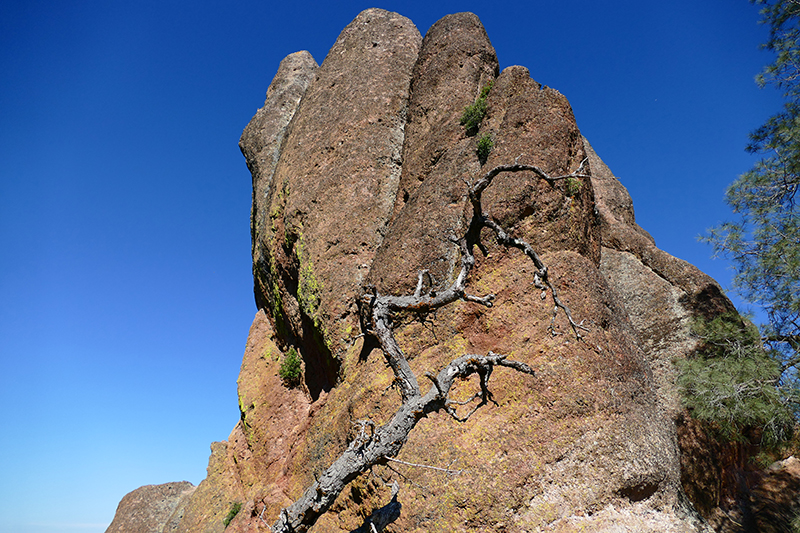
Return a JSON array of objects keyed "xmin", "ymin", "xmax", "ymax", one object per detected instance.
[{"xmin": 268, "ymin": 159, "xmax": 586, "ymax": 532}]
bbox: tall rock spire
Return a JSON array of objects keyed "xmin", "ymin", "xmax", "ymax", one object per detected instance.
[{"xmin": 107, "ymin": 10, "xmax": 752, "ymax": 533}]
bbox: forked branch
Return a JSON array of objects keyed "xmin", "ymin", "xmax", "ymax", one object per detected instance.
[{"xmin": 268, "ymin": 159, "xmax": 586, "ymax": 532}]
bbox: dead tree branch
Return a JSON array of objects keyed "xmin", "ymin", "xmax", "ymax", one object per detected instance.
[
  {"xmin": 382, "ymin": 456, "xmax": 462, "ymax": 475},
  {"xmin": 268, "ymin": 160, "xmax": 586, "ymax": 532}
]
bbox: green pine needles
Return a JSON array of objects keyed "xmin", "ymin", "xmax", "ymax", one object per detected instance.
[
  {"xmin": 676, "ymin": 313, "xmax": 795, "ymax": 446},
  {"xmin": 279, "ymin": 346, "xmax": 303, "ymax": 387},
  {"xmin": 704, "ymin": 0, "xmax": 800, "ymax": 406}
]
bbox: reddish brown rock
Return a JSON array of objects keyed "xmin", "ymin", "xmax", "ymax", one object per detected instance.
[
  {"xmin": 584, "ymin": 137, "xmax": 741, "ymax": 521},
  {"xmin": 173, "ymin": 441, "xmax": 242, "ymax": 533},
  {"xmin": 240, "ymin": 51, "xmax": 318, "ymax": 312},
  {"xmin": 237, "ymin": 12, "xmax": 700, "ymax": 531},
  {"xmin": 255, "ymin": 8, "xmax": 421, "ymax": 399},
  {"xmin": 478, "ymin": 66, "xmax": 597, "ymax": 261},
  {"xmin": 109, "ymin": 9, "xmax": 760, "ymax": 533},
  {"xmin": 105, "ymin": 481, "xmax": 195, "ymax": 533},
  {"xmin": 369, "ymin": 12, "xmax": 498, "ymax": 294}
]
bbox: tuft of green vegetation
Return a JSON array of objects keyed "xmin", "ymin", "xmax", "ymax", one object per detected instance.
[
  {"xmin": 223, "ymin": 501, "xmax": 242, "ymax": 528},
  {"xmin": 279, "ymin": 346, "xmax": 303, "ymax": 387},
  {"xmin": 296, "ymin": 235, "xmax": 323, "ymax": 328},
  {"xmin": 703, "ymin": 0, "xmax": 800, "ymax": 428},
  {"xmin": 460, "ymin": 82, "xmax": 493, "ymax": 136},
  {"xmin": 476, "ymin": 133, "xmax": 493, "ymax": 165},
  {"xmin": 675, "ymin": 313, "xmax": 794, "ymax": 447},
  {"xmin": 565, "ymin": 177, "xmax": 581, "ymax": 197}
]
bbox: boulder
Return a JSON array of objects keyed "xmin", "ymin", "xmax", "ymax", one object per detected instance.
[
  {"xmin": 105, "ymin": 481, "xmax": 195, "ymax": 533},
  {"xmin": 369, "ymin": 12, "xmax": 498, "ymax": 293},
  {"xmin": 246, "ymin": 8, "xmax": 422, "ymax": 401}
]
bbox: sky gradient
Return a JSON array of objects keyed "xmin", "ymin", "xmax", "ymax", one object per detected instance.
[{"xmin": 0, "ymin": 1, "xmax": 784, "ymax": 531}]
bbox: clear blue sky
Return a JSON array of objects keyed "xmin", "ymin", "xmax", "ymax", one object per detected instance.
[{"xmin": 0, "ymin": 1, "xmax": 783, "ymax": 531}]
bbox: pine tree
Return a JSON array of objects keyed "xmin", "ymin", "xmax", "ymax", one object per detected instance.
[{"xmin": 702, "ymin": 0, "xmax": 800, "ymax": 435}]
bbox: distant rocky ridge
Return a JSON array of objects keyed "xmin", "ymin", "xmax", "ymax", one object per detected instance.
[
  {"xmin": 105, "ymin": 481, "xmax": 195, "ymax": 533},
  {"xmin": 105, "ymin": 9, "xmax": 798, "ymax": 533}
]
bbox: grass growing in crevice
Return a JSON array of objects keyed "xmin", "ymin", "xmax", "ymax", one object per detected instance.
[{"xmin": 223, "ymin": 501, "xmax": 242, "ymax": 528}]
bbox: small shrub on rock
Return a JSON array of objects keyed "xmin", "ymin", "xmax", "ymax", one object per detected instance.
[
  {"xmin": 279, "ymin": 347, "xmax": 303, "ymax": 387},
  {"xmin": 565, "ymin": 177, "xmax": 581, "ymax": 197},
  {"xmin": 476, "ymin": 133, "xmax": 493, "ymax": 165},
  {"xmin": 460, "ymin": 82, "xmax": 493, "ymax": 135},
  {"xmin": 223, "ymin": 501, "xmax": 242, "ymax": 528}
]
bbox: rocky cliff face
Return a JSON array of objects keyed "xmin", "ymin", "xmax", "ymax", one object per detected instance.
[
  {"xmin": 107, "ymin": 9, "xmax": 760, "ymax": 533},
  {"xmin": 105, "ymin": 481, "xmax": 196, "ymax": 533}
]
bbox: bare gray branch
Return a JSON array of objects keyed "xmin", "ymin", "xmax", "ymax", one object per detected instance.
[{"xmin": 268, "ymin": 159, "xmax": 583, "ymax": 532}]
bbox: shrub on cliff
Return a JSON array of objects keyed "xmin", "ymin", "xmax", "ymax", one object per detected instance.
[
  {"xmin": 676, "ymin": 313, "xmax": 794, "ymax": 446},
  {"xmin": 279, "ymin": 346, "xmax": 302, "ymax": 387},
  {"xmin": 476, "ymin": 133, "xmax": 493, "ymax": 165},
  {"xmin": 223, "ymin": 501, "xmax": 242, "ymax": 528},
  {"xmin": 705, "ymin": 0, "xmax": 799, "ymax": 413},
  {"xmin": 460, "ymin": 82, "xmax": 492, "ymax": 135}
]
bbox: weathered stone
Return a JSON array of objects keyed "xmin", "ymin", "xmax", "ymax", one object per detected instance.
[
  {"xmin": 364, "ymin": 52, "xmax": 691, "ymax": 530},
  {"xmin": 240, "ymin": 51, "xmax": 318, "ymax": 312},
  {"xmin": 584, "ymin": 137, "xmax": 741, "ymax": 520},
  {"xmin": 172, "ymin": 441, "xmax": 242, "ymax": 533},
  {"xmin": 110, "ymin": 9, "xmax": 767, "ymax": 533},
  {"xmin": 393, "ymin": 12, "xmax": 498, "ymax": 206},
  {"xmin": 105, "ymin": 481, "xmax": 195, "ymax": 533},
  {"xmin": 256, "ymin": 8, "xmax": 421, "ymax": 399},
  {"xmin": 582, "ymin": 136, "xmax": 653, "ymax": 243},
  {"xmin": 368, "ymin": 12, "xmax": 498, "ymax": 294},
  {"xmin": 479, "ymin": 66, "xmax": 598, "ymax": 261},
  {"xmin": 229, "ymin": 309, "xmax": 314, "ymax": 522}
]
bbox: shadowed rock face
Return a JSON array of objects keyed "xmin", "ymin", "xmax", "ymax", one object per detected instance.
[
  {"xmin": 108, "ymin": 9, "xmax": 751, "ymax": 533},
  {"xmin": 240, "ymin": 50, "xmax": 318, "ymax": 315},
  {"xmin": 247, "ymin": 8, "xmax": 422, "ymax": 401}
]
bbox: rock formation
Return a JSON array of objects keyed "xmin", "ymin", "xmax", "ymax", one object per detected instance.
[
  {"xmin": 105, "ymin": 481, "xmax": 195, "ymax": 533},
  {"xmin": 105, "ymin": 8, "xmax": 793, "ymax": 533}
]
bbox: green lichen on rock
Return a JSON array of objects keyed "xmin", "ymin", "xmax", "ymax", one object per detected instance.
[
  {"xmin": 295, "ymin": 234, "xmax": 323, "ymax": 329},
  {"xmin": 265, "ymin": 254, "xmax": 288, "ymax": 340},
  {"xmin": 236, "ymin": 387, "xmax": 257, "ymax": 448},
  {"xmin": 270, "ymin": 181, "xmax": 288, "ymax": 229}
]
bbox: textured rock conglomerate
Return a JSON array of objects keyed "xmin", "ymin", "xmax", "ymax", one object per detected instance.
[
  {"xmin": 105, "ymin": 481, "xmax": 195, "ymax": 533},
  {"xmin": 240, "ymin": 50, "xmax": 318, "ymax": 315},
  {"xmin": 248, "ymin": 8, "xmax": 422, "ymax": 401},
  {"xmin": 108, "ymin": 9, "xmax": 747, "ymax": 533},
  {"xmin": 368, "ymin": 12, "xmax": 498, "ymax": 293}
]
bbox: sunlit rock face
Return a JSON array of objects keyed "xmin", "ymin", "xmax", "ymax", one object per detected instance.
[
  {"xmin": 105, "ymin": 481, "xmax": 195, "ymax": 533},
  {"xmin": 107, "ymin": 9, "xmax": 750, "ymax": 533}
]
